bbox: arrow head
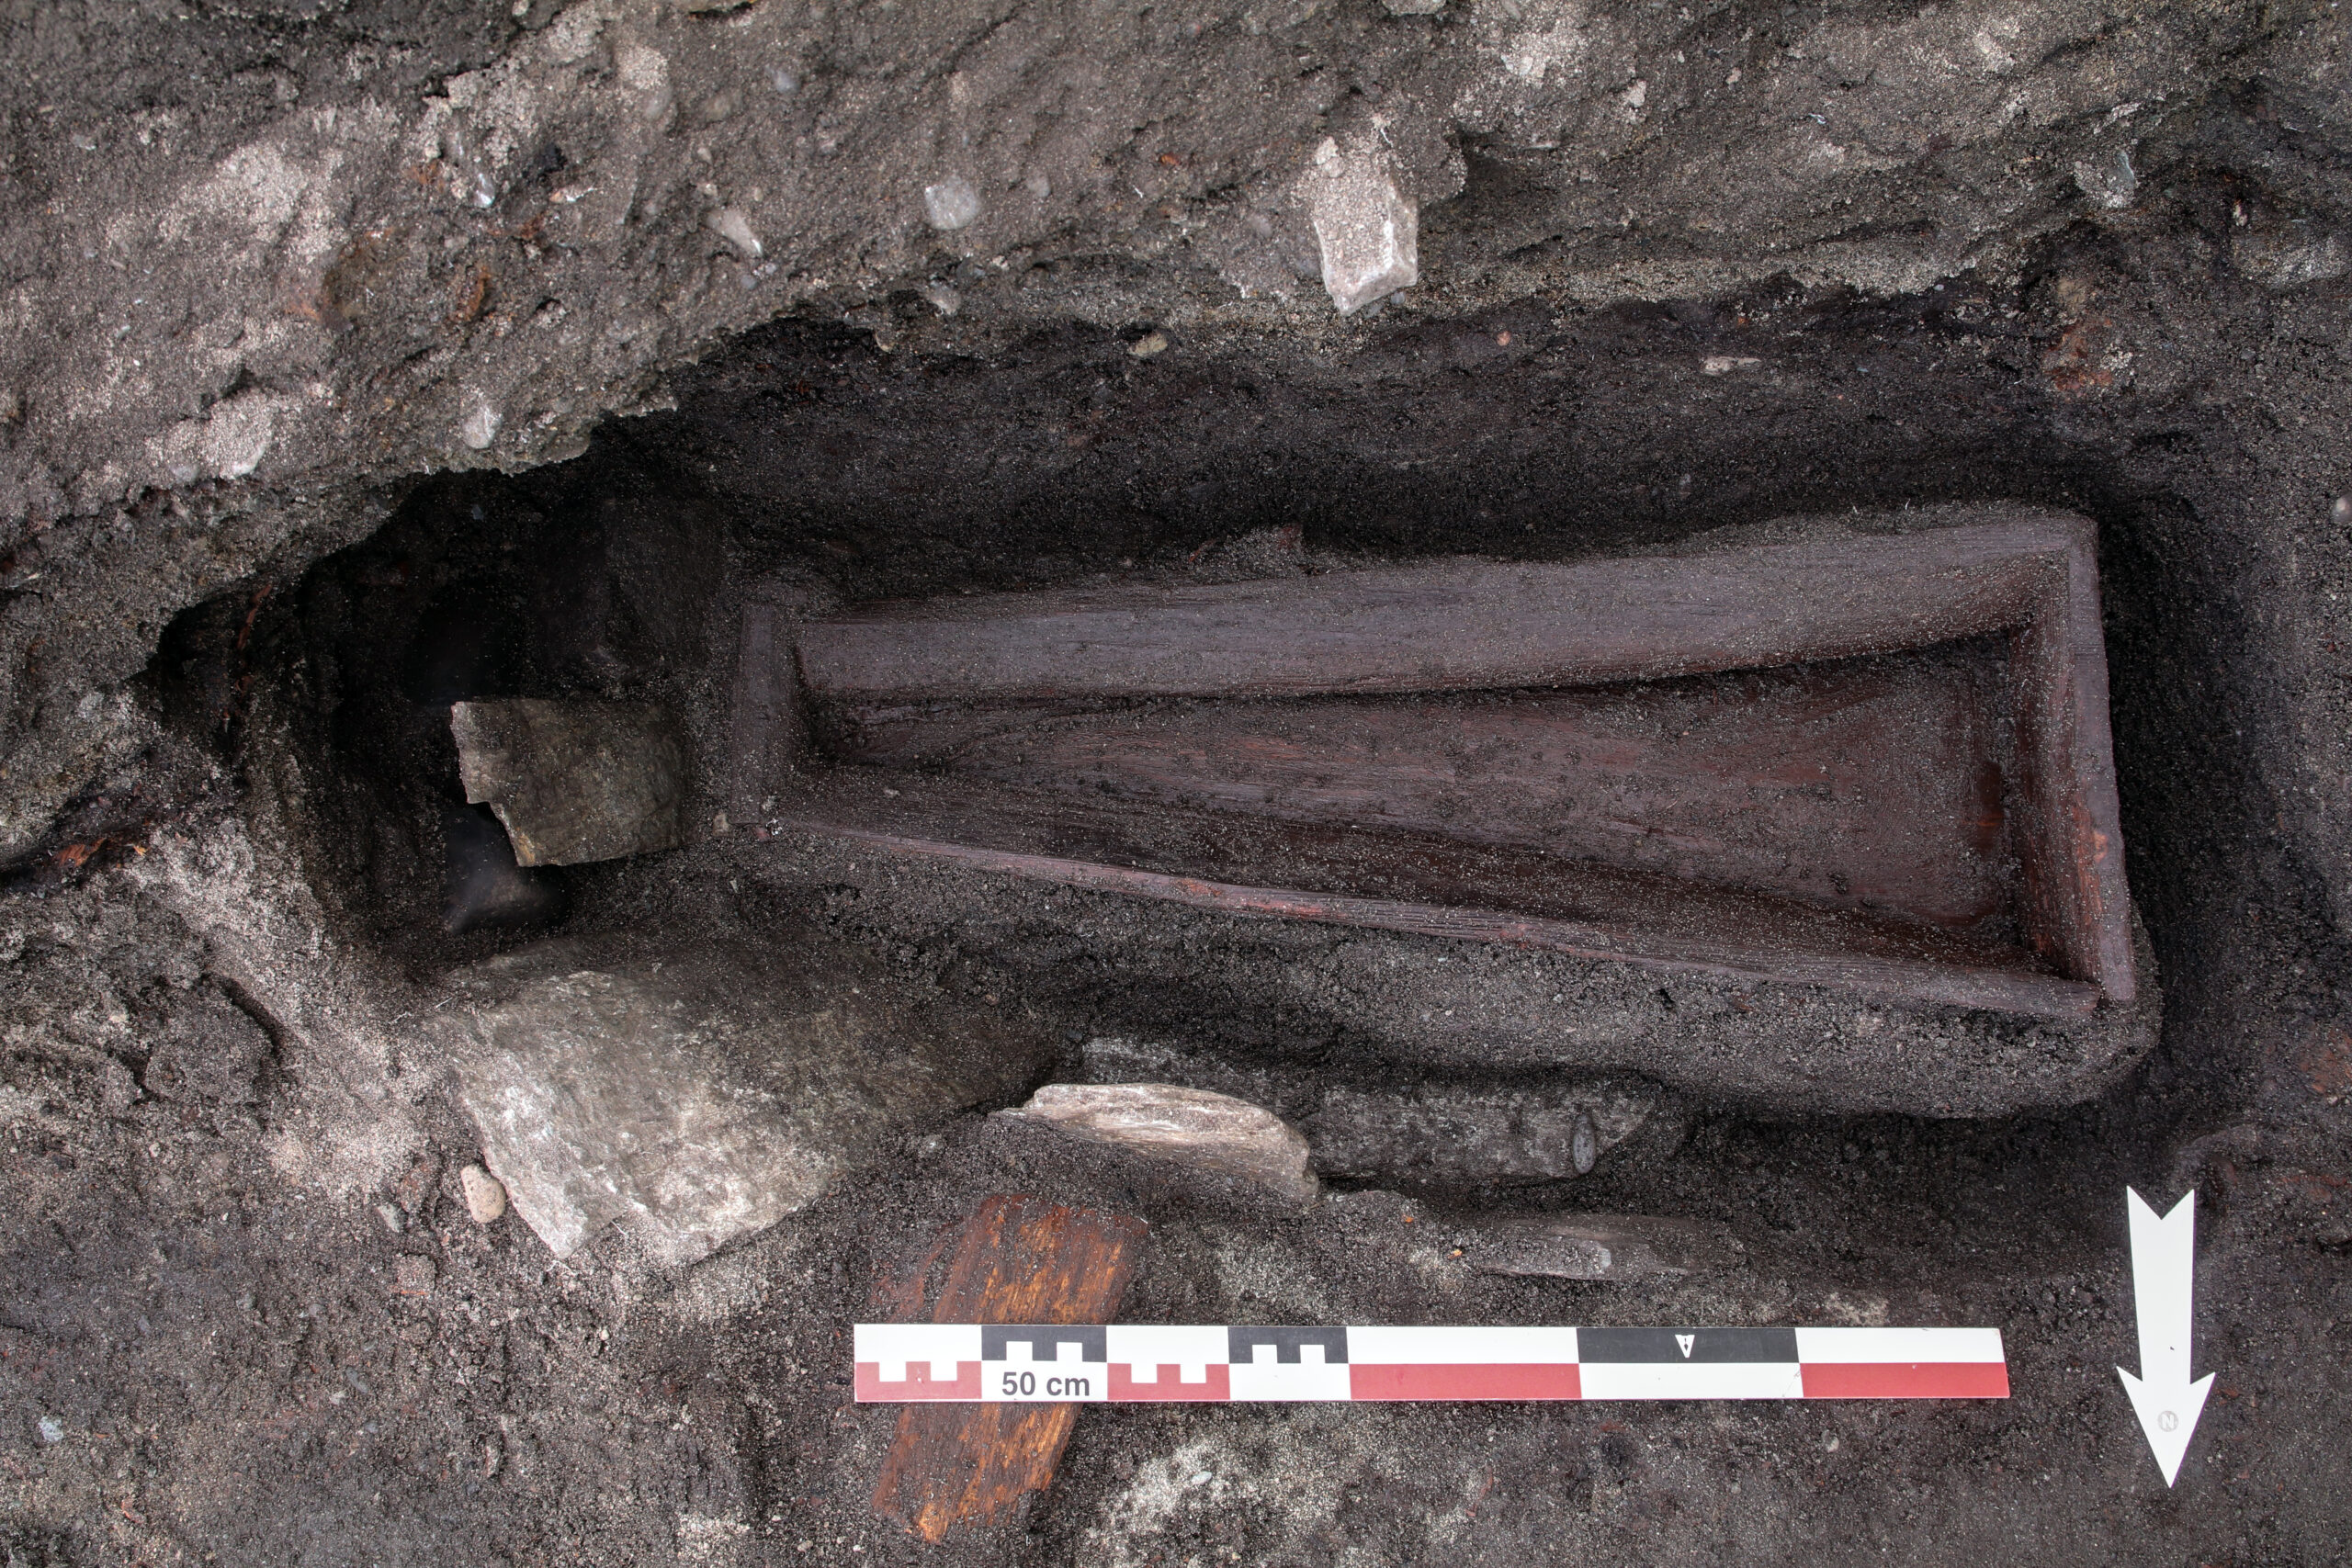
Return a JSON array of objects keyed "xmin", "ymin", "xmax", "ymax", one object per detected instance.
[{"xmin": 2117, "ymin": 1366, "xmax": 2214, "ymax": 1487}]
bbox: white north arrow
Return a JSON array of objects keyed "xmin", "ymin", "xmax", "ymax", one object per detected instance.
[{"xmin": 2117, "ymin": 1188, "xmax": 2213, "ymax": 1486}]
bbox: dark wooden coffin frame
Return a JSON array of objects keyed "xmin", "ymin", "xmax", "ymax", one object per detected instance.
[{"xmin": 738, "ymin": 515, "xmax": 2133, "ymax": 1018}]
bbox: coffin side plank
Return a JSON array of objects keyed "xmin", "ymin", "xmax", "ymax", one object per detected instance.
[
  {"xmin": 2009, "ymin": 535, "xmax": 2136, "ymax": 1001},
  {"xmin": 797, "ymin": 522, "xmax": 2066, "ymax": 704}
]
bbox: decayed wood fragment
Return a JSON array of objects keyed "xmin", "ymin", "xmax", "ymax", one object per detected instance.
[{"xmin": 871, "ymin": 1195, "xmax": 1148, "ymax": 1541}]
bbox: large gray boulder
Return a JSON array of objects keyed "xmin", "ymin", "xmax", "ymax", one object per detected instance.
[{"xmin": 432, "ymin": 939, "xmax": 1051, "ymax": 1268}]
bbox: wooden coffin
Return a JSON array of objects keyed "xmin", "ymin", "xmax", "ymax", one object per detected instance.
[{"xmin": 742, "ymin": 513, "xmax": 2133, "ymax": 1018}]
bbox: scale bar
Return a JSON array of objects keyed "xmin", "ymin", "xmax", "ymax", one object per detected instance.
[{"xmin": 854, "ymin": 1325, "xmax": 2007, "ymax": 1403}]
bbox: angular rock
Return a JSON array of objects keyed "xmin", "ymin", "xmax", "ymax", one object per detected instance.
[
  {"xmin": 1306, "ymin": 1079, "xmax": 1673, "ymax": 1185},
  {"xmin": 996, "ymin": 1082, "xmax": 1318, "ymax": 1208},
  {"xmin": 1465, "ymin": 1213, "xmax": 1740, "ymax": 1282},
  {"xmin": 434, "ymin": 939, "xmax": 1054, "ymax": 1268},
  {"xmin": 450, "ymin": 699, "xmax": 688, "ymax": 867},
  {"xmin": 1306, "ymin": 133, "xmax": 1419, "ymax": 314}
]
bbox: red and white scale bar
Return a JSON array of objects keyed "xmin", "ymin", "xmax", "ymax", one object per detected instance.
[{"xmin": 853, "ymin": 1325, "xmax": 2008, "ymax": 1404}]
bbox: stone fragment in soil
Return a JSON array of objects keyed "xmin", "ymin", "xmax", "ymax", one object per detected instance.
[
  {"xmin": 1307, "ymin": 132, "xmax": 1419, "ymax": 314},
  {"xmin": 994, "ymin": 1082, "xmax": 1319, "ymax": 1208},
  {"xmin": 1307, "ymin": 1079, "xmax": 1670, "ymax": 1185},
  {"xmin": 922, "ymin": 175, "xmax": 981, "ymax": 231},
  {"xmin": 433, "ymin": 938, "xmax": 1054, "ymax": 1269},
  {"xmin": 1464, "ymin": 1213, "xmax": 1740, "ymax": 1281},
  {"xmin": 459, "ymin": 1163, "xmax": 508, "ymax": 1224},
  {"xmin": 450, "ymin": 699, "xmax": 688, "ymax": 867}
]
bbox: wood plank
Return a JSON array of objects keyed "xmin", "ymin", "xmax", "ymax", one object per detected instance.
[
  {"xmin": 795, "ymin": 520, "xmax": 2067, "ymax": 705},
  {"xmin": 871, "ymin": 1196, "xmax": 1148, "ymax": 1542},
  {"xmin": 775, "ymin": 773, "xmax": 2098, "ymax": 1016},
  {"xmin": 2007, "ymin": 525, "xmax": 2136, "ymax": 1001},
  {"xmin": 830, "ymin": 645, "xmax": 2016, "ymax": 932}
]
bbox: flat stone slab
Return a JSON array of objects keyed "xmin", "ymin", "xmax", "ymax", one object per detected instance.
[
  {"xmin": 451, "ymin": 698, "xmax": 688, "ymax": 866},
  {"xmin": 996, "ymin": 1082, "xmax": 1318, "ymax": 1209},
  {"xmin": 435, "ymin": 939, "xmax": 1052, "ymax": 1268}
]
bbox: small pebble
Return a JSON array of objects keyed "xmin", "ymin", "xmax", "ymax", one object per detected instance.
[
  {"xmin": 1128, "ymin": 331, "xmax": 1169, "ymax": 358},
  {"xmin": 375, "ymin": 1201, "xmax": 405, "ymax": 1235},
  {"xmin": 460, "ymin": 1163, "xmax": 509, "ymax": 1224},
  {"xmin": 37, "ymin": 1416, "xmax": 63, "ymax": 1444},
  {"xmin": 459, "ymin": 400, "xmax": 502, "ymax": 452},
  {"xmin": 923, "ymin": 175, "xmax": 981, "ymax": 231}
]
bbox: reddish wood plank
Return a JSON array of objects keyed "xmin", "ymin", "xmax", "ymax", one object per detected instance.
[
  {"xmin": 2007, "ymin": 528, "xmax": 2135, "ymax": 1001},
  {"xmin": 871, "ymin": 1196, "xmax": 1148, "ymax": 1542},
  {"xmin": 795, "ymin": 520, "xmax": 2065, "ymax": 705}
]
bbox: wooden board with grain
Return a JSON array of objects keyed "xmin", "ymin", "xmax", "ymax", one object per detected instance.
[
  {"xmin": 871, "ymin": 1196, "xmax": 1148, "ymax": 1541},
  {"xmin": 794, "ymin": 520, "xmax": 2063, "ymax": 705}
]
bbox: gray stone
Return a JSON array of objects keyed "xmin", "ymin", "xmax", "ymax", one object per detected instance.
[
  {"xmin": 1306, "ymin": 133, "xmax": 1419, "ymax": 314},
  {"xmin": 1079, "ymin": 1036, "xmax": 1299, "ymax": 1120},
  {"xmin": 1464, "ymin": 1213, "xmax": 1741, "ymax": 1281},
  {"xmin": 450, "ymin": 699, "xmax": 688, "ymax": 867},
  {"xmin": 922, "ymin": 176, "xmax": 981, "ymax": 231},
  {"xmin": 1306, "ymin": 1079, "xmax": 1672, "ymax": 1185},
  {"xmin": 435, "ymin": 939, "xmax": 1052, "ymax": 1269},
  {"xmin": 997, "ymin": 1082, "xmax": 1318, "ymax": 1208}
]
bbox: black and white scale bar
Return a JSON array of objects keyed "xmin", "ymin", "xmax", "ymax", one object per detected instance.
[{"xmin": 854, "ymin": 1325, "xmax": 2008, "ymax": 1403}]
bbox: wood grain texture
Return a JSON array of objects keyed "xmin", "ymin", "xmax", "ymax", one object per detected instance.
[
  {"xmin": 2006, "ymin": 528, "xmax": 2136, "ymax": 1001},
  {"xmin": 795, "ymin": 520, "xmax": 2064, "ymax": 705},
  {"xmin": 871, "ymin": 1196, "xmax": 1148, "ymax": 1542}
]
